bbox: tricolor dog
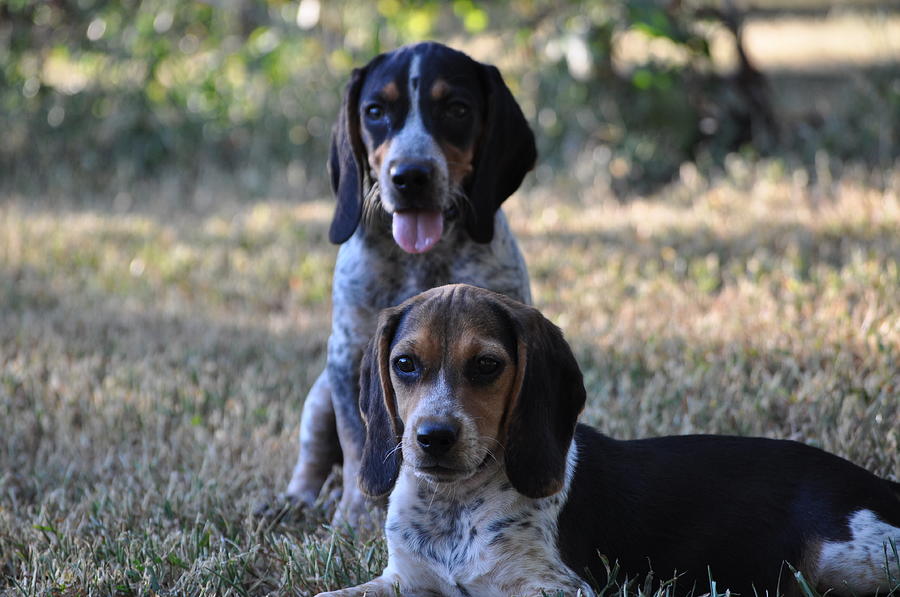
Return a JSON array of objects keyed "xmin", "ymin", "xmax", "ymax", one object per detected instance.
[
  {"xmin": 317, "ymin": 284, "xmax": 900, "ymax": 597},
  {"xmin": 277, "ymin": 43, "xmax": 536, "ymax": 524}
]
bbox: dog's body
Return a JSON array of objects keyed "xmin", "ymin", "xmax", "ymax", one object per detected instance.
[
  {"xmin": 563, "ymin": 428, "xmax": 900, "ymax": 596},
  {"xmin": 316, "ymin": 285, "xmax": 900, "ymax": 597},
  {"xmin": 281, "ymin": 43, "xmax": 536, "ymax": 523}
]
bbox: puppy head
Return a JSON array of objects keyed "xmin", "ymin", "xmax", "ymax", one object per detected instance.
[
  {"xmin": 328, "ymin": 42, "xmax": 536, "ymax": 251},
  {"xmin": 358, "ymin": 284, "xmax": 585, "ymax": 499}
]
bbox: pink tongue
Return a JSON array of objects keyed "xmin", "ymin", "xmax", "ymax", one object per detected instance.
[{"xmin": 392, "ymin": 210, "xmax": 444, "ymax": 254}]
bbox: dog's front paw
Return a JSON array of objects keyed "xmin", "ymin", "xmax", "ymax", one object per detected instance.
[
  {"xmin": 252, "ymin": 490, "xmax": 314, "ymax": 524},
  {"xmin": 331, "ymin": 490, "xmax": 385, "ymax": 536},
  {"xmin": 314, "ymin": 577, "xmax": 398, "ymax": 597},
  {"xmin": 255, "ymin": 466, "xmax": 343, "ymax": 524}
]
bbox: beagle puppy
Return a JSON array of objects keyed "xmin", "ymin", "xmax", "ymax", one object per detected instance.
[
  {"xmin": 280, "ymin": 42, "xmax": 535, "ymax": 525},
  {"xmin": 316, "ymin": 284, "xmax": 900, "ymax": 597}
]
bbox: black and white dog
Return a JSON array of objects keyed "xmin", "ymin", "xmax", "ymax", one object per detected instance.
[{"xmin": 317, "ymin": 284, "xmax": 900, "ymax": 597}]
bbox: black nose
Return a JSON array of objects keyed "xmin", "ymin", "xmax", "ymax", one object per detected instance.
[
  {"xmin": 416, "ymin": 422, "xmax": 459, "ymax": 457},
  {"xmin": 390, "ymin": 161, "xmax": 433, "ymax": 197}
]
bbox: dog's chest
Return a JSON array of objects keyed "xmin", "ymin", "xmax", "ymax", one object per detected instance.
[
  {"xmin": 333, "ymin": 212, "xmax": 530, "ymax": 315},
  {"xmin": 384, "ymin": 475, "xmax": 571, "ymax": 596}
]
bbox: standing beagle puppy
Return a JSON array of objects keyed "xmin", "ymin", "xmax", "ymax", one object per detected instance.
[
  {"xmin": 277, "ymin": 43, "xmax": 536, "ymax": 524},
  {"xmin": 317, "ymin": 284, "xmax": 900, "ymax": 597}
]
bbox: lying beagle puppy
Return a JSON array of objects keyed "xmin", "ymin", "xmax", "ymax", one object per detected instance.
[{"xmin": 317, "ymin": 284, "xmax": 900, "ymax": 597}]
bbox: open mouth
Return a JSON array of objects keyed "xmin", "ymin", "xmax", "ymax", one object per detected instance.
[{"xmin": 391, "ymin": 209, "xmax": 444, "ymax": 254}]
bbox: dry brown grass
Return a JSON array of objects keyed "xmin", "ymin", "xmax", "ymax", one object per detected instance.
[{"xmin": 1, "ymin": 154, "xmax": 898, "ymax": 595}]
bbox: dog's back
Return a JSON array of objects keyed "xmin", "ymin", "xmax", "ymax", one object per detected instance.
[{"xmin": 561, "ymin": 425, "xmax": 900, "ymax": 596}]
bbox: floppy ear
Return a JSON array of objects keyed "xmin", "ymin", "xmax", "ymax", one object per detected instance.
[
  {"xmin": 328, "ymin": 66, "xmax": 369, "ymax": 244},
  {"xmin": 358, "ymin": 305, "xmax": 406, "ymax": 498},
  {"xmin": 466, "ymin": 64, "xmax": 537, "ymax": 243},
  {"xmin": 502, "ymin": 304, "xmax": 585, "ymax": 498}
]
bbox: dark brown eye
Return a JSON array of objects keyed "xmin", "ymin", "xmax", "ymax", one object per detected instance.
[
  {"xmin": 365, "ymin": 104, "xmax": 385, "ymax": 120},
  {"xmin": 474, "ymin": 356, "xmax": 500, "ymax": 376},
  {"xmin": 445, "ymin": 101, "xmax": 469, "ymax": 119},
  {"xmin": 394, "ymin": 355, "xmax": 416, "ymax": 374}
]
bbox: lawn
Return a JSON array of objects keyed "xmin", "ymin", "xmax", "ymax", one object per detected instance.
[
  {"xmin": 3, "ymin": 4, "xmax": 900, "ymax": 593},
  {"xmin": 1, "ymin": 156, "xmax": 898, "ymax": 595}
]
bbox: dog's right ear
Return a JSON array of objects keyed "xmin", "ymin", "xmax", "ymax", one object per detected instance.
[
  {"xmin": 501, "ymin": 301, "xmax": 586, "ymax": 499},
  {"xmin": 466, "ymin": 63, "xmax": 537, "ymax": 244},
  {"xmin": 328, "ymin": 66, "xmax": 369, "ymax": 244},
  {"xmin": 358, "ymin": 304, "xmax": 407, "ymax": 498}
]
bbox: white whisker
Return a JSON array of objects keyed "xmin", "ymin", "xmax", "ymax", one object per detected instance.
[{"xmin": 382, "ymin": 441, "xmax": 402, "ymax": 464}]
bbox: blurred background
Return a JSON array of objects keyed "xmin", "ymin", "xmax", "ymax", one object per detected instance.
[{"xmin": 2, "ymin": 0, "xmax": 898, "ymax": 203}]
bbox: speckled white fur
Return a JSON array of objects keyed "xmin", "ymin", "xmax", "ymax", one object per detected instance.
[
  {"xmin": 315, "ymin": 443, "xmax": 592, "ymax": 597},
  {"xmin": 814, "ymin": 509, "xmax": 900, "ymax": 594}
]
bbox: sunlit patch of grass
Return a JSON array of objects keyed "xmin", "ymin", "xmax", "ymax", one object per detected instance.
[
  {"xmin": 514, "ymin": 165, "xmax": 899, "ymax": 474},
  {"xmin": 1, "ymin": 156, "xmax": 898, "ymax": 594},
  {"xmin": 1, "ymin": 201, "xmax": 334, "ymax": 316}
]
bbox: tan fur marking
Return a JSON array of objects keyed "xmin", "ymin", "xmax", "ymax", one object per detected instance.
[
  {"xmin": 382, "ymin": 81, "xmax": 400, "ymax": 102},
  {"xmin": 430, "ymin": 79, "xmax": 449, "ymax": 100},
  {"xmin": 451, "ymin": 326, "xmax": 516, "ymax": 443},
  {"xmin": 440, "ymin": 141, "xmax": 475, "ymax": 186},
  {"xmin": 369, "ymin": 139, "xmax": 392, "ymax": 172}
]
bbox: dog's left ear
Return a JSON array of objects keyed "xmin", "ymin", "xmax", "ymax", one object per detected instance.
[
  {"xmin": 328, "ymin": 65, "xmax": 370, "ymax": 244},
  {"xmin": 358, "ymin": 304, "xmax": 407, "ymax": 498},
  {"xmin": 466, "ymin": 64, "xmax": 537, "ymax": 244},
  {"xmin": 502, "ymin": 303, "xmax": 585, "ymax": 498}
]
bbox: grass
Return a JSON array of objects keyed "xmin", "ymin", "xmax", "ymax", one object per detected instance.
[{"xmin": 1, "ymin": 155, "xmax": 898, "ymax": 596}]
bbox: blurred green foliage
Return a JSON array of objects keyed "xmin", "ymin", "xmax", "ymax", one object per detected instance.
[
  {"xmin": 3, "ymin": 0, "xmax": 358, "ymax": 194},
  {"xmin": 1, "ymin": 0, "xmax": 896, "ymax": 198}
]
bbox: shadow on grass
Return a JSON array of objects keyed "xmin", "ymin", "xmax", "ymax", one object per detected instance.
[{"xmin": 0, "ymin": 261, "xmax": 331, "ymax": 506}]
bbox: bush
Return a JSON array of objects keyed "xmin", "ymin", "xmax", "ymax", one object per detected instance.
[{"xmin": 1, "ymin": 1, "xmax": 896, "ymax": 199}]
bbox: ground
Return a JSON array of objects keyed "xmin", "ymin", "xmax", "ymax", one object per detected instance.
[
  {"xmin": 2, "ymin": 10, "xmax": 900, "ymax": 597},
  {"xmin": 2, "ymin": 158, "xmax": 898, "ymax": 595}
]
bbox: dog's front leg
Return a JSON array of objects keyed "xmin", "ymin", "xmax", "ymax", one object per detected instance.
[
  {"xmin": 517, "ymin": 580, "xmax": 595, "ymax": 597},
  {"xmin": 314, "ymin": 575, "xmax": 400, "ymax": 597},
  {"xmin": 284, "ymin": 370, "xmax": 342, "ymax": 507},
  {"xmin": 315, "ymin": 575, "xmax": 444, "ymax": 597},
  {"xmin": 327, "ymin": 316, "xmax": 374, "ymax": 528}
]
